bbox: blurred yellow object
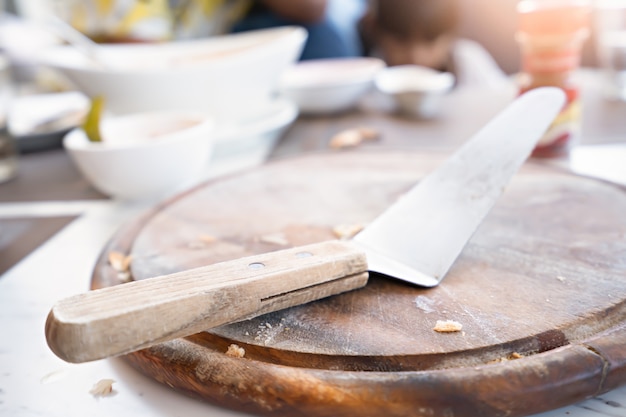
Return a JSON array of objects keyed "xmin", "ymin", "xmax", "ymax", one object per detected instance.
[
  {"xmin": 116, "ymin": 0, "xmax": 170, "ymax": 39},
  {"xmin": 83, "ymin": 95, "xmax": 104, "ymax": 142},
  {"xmin": 59, "ymin": 0, "xmax": 251, "ymax": 42},
  {"xmin": 172, "ymin": 0, "xmax": 251, "ymax": 39},
  {"xmin": 66, "ymin": 0, "xmax": 171, "ymax": 42}
]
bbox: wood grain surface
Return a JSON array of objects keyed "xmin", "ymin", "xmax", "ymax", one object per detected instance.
[
  {"xmin": 92, "ymin": 149, "xmax": 626, "ymax": 417},
  {"xmin": 46, "ymin": 241, "xmax": 368, "ymax": 363}
]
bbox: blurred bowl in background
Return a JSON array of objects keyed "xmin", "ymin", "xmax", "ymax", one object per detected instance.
[
  {"xmin": 39, "ymin": 26, "xmax": 307, "ymax": 117},
  {"xmin": 279, "ymin": 57, "xmax": 385, "ymax": 115},
  {"xmin": 63, "ymin": 111, "xmax": 214, "ymax": 201},
  {"xmin": 0, "ymin": 16, "xmax": 63, "ymax": 83},
  {"xmin": 375, "ymin": 65, "xmax": 455, "ymax": 119},
  {"xmin": 210, "ymin": 97, "xmax": 298, "ymax": 174}
]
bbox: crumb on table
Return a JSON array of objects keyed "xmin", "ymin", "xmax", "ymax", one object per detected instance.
[
  {"xmin": 332, "ymin": 223, "xmax": 364, "ymax": 240},
  {"xmin": 89, "ymin": 379, "xmax": 115, "ymax": 397},
  {"xmin": 329, "ymin": 127, "xmax": 380, "ymax": 149},
  {"xmin": 433, "ymin": 320, "xmax": 463, "ymax": 333}
]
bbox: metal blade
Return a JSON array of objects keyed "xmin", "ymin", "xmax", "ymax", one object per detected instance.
[{"xmin": 352, "ymin": 87, "xmax": 566, "ymax": 287}]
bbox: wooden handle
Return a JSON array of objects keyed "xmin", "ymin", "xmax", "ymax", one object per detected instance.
[{"xmin": 45, "ymin": 240, "xmax": 368, "ymax": 363}]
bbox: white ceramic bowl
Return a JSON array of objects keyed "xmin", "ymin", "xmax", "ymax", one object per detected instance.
[
  {"xmin": 210, "ymin": 97, "xmax": 298, "ymax": 172},
  {"xmin": 39, "ymin": 27, "xmax": 307, "ymax": 117},
  {"xmin": 279, "ymin": 57, "xmax": 385, "ymax": 114},
  {"xmin": 375, "ymin": 65, "xmax": 455, "ymax": 119},
  {"xmin": 63, "ymin": 111, "xmax": 214, "ymax": 200}
]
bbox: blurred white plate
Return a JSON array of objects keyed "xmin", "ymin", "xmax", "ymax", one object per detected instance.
[
  {"xmin": 279, "ymin": 57, "xmax": 384, "ymax": 115},
  {"xmin": 8, "ymin": 91, "xmax": 89, "ymax": 153},
  {"xmin": 207, "ymin": 97, "xmax": 298, "ymax": 176},
  {"xmin": 375, "ymin": 65, "xmax": 455, "ymax": 119}
]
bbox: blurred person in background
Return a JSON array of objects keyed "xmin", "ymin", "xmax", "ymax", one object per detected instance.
[
  {"xmin": 360, "ymin": 0, "xmax": 508, "ymax": 88},
  {"xmin": 231, "ymin": 0, "xmax": 363, "ymax": 59}
]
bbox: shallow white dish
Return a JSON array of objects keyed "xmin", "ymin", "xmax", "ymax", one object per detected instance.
[
  {"xmin": 39, "ymin": 26, "xmax": 307, "ymax": 117},
  {"xmin": 209, "ymin": 97, "xmax": 298, "ymax": 174},
  {"xmin": 8, "ymin": 91, "xmax": 89, "ymax": 152},
  {"xmin": 63, "ymin": 111, "xmax": 215, "ymax": 201},
  {"xmin": 375, "ymin": 65, "xmax": 455, "ymax": 119},
  {"xmin": 279, "ymin": 57, "xmax": 385, "ymax": 115}
]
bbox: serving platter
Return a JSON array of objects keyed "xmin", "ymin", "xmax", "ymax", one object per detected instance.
[{"xmin": 92, "ymin": 149, "xmax": 626, "ymax": 417}]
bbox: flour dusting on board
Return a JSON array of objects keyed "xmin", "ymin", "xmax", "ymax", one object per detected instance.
[
  {"xmin": 255, "ymin": 320, "xmax": 286, "ymax": 345},
  {"xmin": 414, "ymin": 295, "xmax": 436, "ymax": 313}
]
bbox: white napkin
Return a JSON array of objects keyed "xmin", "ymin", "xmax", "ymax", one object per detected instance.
[{"xmin": 569, "ymin": 143, "xmax": 626, "ymax": 186}]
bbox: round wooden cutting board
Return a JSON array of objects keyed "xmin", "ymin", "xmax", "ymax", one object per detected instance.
[{"xmin": 92, "ymin": 149, "xmax": 626, "ymax": 417}]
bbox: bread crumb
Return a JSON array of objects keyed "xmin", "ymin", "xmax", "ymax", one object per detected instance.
[
  {"xmin": 356, "ymin": 127, "xmax": 380, "ymax": 141},
  {"xmin": 226, "ymin": 344, "xmax": 245, "ymax": 358},
  {"xmin": 108, "ymin": 251, "xmax": 133, "ymax": 281},
  {"xmin": 332, "ymin": 223, "xmax": 364, "ymax": 240},
  {"xmin": 329, "ymin": 127, "xmax": 380, "ymax": 149},
  {"xmin": 188, "ymin": 234, "xmax": 218, "ymax": 249},
  {"xmin": 488, "ymin": 352, "xmax": 524, "ymax": 364},
  {"xmin": 433, "ymin": 320, "xmax": 463, "ymax": 333},
  {"xmin": 198, "ymin": 234, "xmax": 217, "ymax": 244},
  {"xmin": 89, "ymin": 379, "xmax": 115, "ymax": 397},
  {"xmin": 108, "ymin": 251, "xmax": 131, "ymax": 272},
  {"xmin": 259, "ymin": 233, "xmax": 290, "ymax": 246}
]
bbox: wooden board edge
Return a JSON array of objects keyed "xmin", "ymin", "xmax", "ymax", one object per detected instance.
[{"xmin": 120, "ymin": 336, "xmax": 616, "ymax": 417}]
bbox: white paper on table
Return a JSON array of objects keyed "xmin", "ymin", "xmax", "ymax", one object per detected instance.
[{"xmin": 569, "ymin": 143, "xmax": 626, "ymax": 186}]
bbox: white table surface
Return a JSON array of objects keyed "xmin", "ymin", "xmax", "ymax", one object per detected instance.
[{"xmin": 1, "ymin": 143, "xmax": 626, "ymax": 417}]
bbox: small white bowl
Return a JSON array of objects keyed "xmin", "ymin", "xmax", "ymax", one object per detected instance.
[
  {"xmin": 63, "ymin": 111, "xmax": 214, "ymax": 200},
  {"xmin": 210, "ymin": 97, "xmax": 298, "ymax": 171},
  {"xmin": 375, "ymin": 65, "xmax": 455, "ymax": 119},
  {"xmin": 279, "ymin": 57, "xmax": 385, "ymax": 114}
]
